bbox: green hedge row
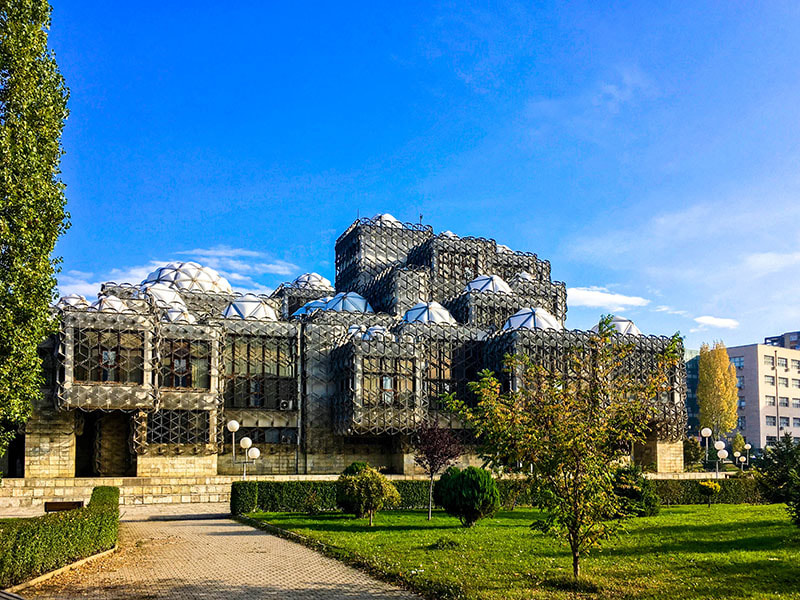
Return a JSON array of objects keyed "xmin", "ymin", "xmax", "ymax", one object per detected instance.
[
  {"xmin": 0, "ymin": 486, "xmax": 120, "ymax": 588},
  {"xmin": 654, "ymin": 477, "xmax": 764, "ymax": 505}
]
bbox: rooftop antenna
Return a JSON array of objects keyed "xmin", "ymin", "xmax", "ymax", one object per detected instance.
[{"xmin": 419, "ymin": 212, "xmax": 423, "ymax": 224}]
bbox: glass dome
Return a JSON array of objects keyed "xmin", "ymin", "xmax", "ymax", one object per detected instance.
[
  {"xmin": 88, "ymin": 295, "xmax": 133, "ymax": 313},
  {"xmin": 325, "ymin": 292, "xmax": 374, "ymax": 313},
  {"xmin": 465, "ymin": 274, "xmax": 512, "ymax": 294},
  {"xmin": 496, "ymin": 244, "xmax": 514, "ymax": 254},
  {"xmin": 403, "ymin": 301, "xmax": 456, "ymax": 324},
  {"xmin": 592, "ymin": 316, "xmax": 643, "ymax": 336},
  {"xmin": 440, "ymin": 230, "xmax": 459, "ymax": 238},
  {"xmin": 502, "ymin": 307, "xmax": 562, "ymax": 331},
  {"xmin": 222, "ymin": 294, "xmax": 278, "ymax": 321},
  {"xmin": 56, "ymin": 294, "xmax": 89, "ymax": 310},
  {"xmin": 136, "ymin": 282, "xmax": 186, "ymax": 309},
  {"xmin": 292, "ymin": 296, "xmax": 333, "ymax": 317},
  {"xmin": 371, "ymin": 213, "xmax": 402, "ymax": 227},
  {"xmin": 362, "ymin": 325, "xmax": 392, "ymax": 340},
  {"xmin": 290, "ymin": 272, "xmax": 332, "ymax": 289},
  {"xmin": 142, "ymin": 261, "xmax": 232, "ymax": 294},
  {"xmin": 512, "ymin": 271, "xmax": 534, "ymax": 283},
  {"xmin": 162, "ymin": 307, "xmax": 197, "ymax": 324}
]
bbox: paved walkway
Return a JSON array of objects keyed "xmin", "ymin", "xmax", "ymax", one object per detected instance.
[{"xmin": 22, "ymin": 504, "xmax": 418, "ymax": 600}]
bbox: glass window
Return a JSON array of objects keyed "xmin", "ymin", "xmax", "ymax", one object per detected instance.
[
  {"xmin": 738, "ymin": 398, "xmax": 746, "ymax": 409},
  {"xmin": 792, "ymin": 359, "xmax": 800, "ymax": 370},
  {"xmin": 778, "ymin": 357, "xmax": 788, "ymax": 368},
  {"xmin": 793, "ymin": 398, "xmax": 800, "ymax": 408},
  {"xmin": 779, "ymin": 377, "xmax": 789, "ymax": 387},
  {"xmin": 74, "ymin": 329, "xmax": 144, "ymax": 384},
  {"xmin": 764, "ymin": 355, "xmax": 775, "ymax": 367},
  {"xmin": 793, "ymin": 418, "xmax": 800, "ymax": 428},
  {"xmin": 766, "ymin": 436, "xmax": 777, "ymax": 447},
  {"xmin": 147, "ymin": 410, "xmax": 210, "ymax": 444},
  {"xmin": 363, "ymin": 356, "xmax": 415, "ymax": 408},
  {"xmin": 766, "ymin": 395, "xmax": 776, "ymax": 406},
  {"xmin": 793, "ymin": 379, "xmax": 800, "ymax": 389},
  {"xmin": 222, "ymin": 334, "xmax": 296, "ymax": 409},
  {"xmin": 766, "ymin": 415, "xmax": 776, "ymax": 426},
  {"xmin": 780, "ymin": 396, "xmax": 790, "ymax": 407},
  {"xmin": 160, "ymin": 339, "xmax": 210, "ymax": 389},
  {"xmin": 765, "ymin": 375, "xmax": 775, "ymax": 386},
  {"xmin": 736, "ymin": 376, "xmax": 744, "ymax": 389},
  {"xmin": 780, "ymin": 416, "xmax": 790, "ymax": 428},
  {"xmin": 730, "ymin": 356, "xmax": 744, "ymax": 369},
  {"xmin": 737, "ymin": 416, "xmax": 746, "ymax": 429}
]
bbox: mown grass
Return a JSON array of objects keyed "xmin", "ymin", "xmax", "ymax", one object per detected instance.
[{"xmin": 250, "ymin": 504, "xmax": 800, "ymax": 599}]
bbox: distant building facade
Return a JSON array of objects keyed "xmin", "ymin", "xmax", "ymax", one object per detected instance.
[
  {"xmin": 684, "ymin": 349, "xmax": 700, "ymax": 435},
  {"xmin": 726, "ymin": 343, "xmax": 800, "ymax": 450},
  {"xmin": 765, "ymin": 331, "xmax": 800, "ymax": 350}
]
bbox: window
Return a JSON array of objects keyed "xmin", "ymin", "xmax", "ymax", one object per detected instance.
[
  {"xmin": 765, "ymin": 375, "xmax": 775, "ymax": 386},
  {"xmin": 223, "ymin": 335, "xmax": 296, "ymax": 409},
  {"xmin": 362, "ymin": 356, "xmax": 415, "ymax": 408},
  {"xmin": 736, "ymin": 376, "xmax": 744, "ymax": 389},
  {"xmin": 730, "ymin": 356, "xmax": 744, "ymax": 369},
  {"xmin": 160, "ymin": 339, "xmax": 210, "ymax": 389},
  {"xmin": 792, "ymin": 359, "xmax": 800, "ymax": 370},
  {"xmin": 147, "ymin": 410, "xmax": 210, "ymax": 444},
  {"xmin": 793, "ymin": 379, "xmax": 800, "ymax": 389},
  {"xmin": 738, "ymin": 398, "xmax": 746, "ymax": 409},
  {"xmin": 766, "ymin": 436, "xmax": 777, "ymax": 447},
  {"xmin": 764, "ymin": 355, "xmax": 775, "ymax": 367},
  {"xmin": 780, "ymin": 396, "xmax": 790, "ymax": 407},
  {"xmin": 780, "ymin": 416, "xmax": 790, "ymax": 428},
  {"xmin": 794, "ymin": 418, "xmax": 800, "ymax": 428},
  {"xmin": 793, "ymin": 398, "xmax": 800, "ymax": 408},
  {"xmin": 766, "ymin": 415, "xmax": 776, "ymax": 426},
  {"xmin": 779, "ymin": 377, "xmax": 789, "ymax": 387},
  {"xmin": 737, "ymin": 416, "xmax": 746, "ymax": 429},
  {"xmin": 778, "ymin": 357, "xmax": 788, "ymax": 368},
  {"xmin": 74, "ymin": 329, "xmax": 144, "ymax": 384},
  {"xmin": 766, "ymin": 395, "xmax": 776, "ymax": 406},
  {"xmin": 230, "ymin": 427, "xmax": 297, "ymax": 445}
]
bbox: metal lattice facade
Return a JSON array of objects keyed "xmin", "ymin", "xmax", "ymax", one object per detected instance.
[{"xmin": 28, "ymin": 214, "xmax": 686, "ymax": 477}]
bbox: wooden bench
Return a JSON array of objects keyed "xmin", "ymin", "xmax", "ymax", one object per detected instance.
[{"xmin": 43, "ymin": 500, "xmax": 84, "ymax": 513}]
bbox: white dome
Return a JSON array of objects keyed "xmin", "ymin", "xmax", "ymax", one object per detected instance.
[
  {"xmin": 512, "ymin": 271, "xmax": 534, "ymax": 283},
  {"xmin": 372, "ymin": 213, "xmax": 402, "ymax": 227},
  {"xmin": 465, "ymin": 274, "xmax": 512, "ymax": 294},
  {"xmin": 162, "ymin": 307, "xmax": 197, "ymax": 324},
  {"xmin": 223, "ymin": 294, "xmax": 278, "ymax": 321},
  {"xmin": 56, "ymin": 294, "xmax": 89, "ymax": 310},
  {"xmin": 496, "ymin": 244, "xmax": 514, "ymax": 254},
  {"xmin": 143, "ymin": 261, "xmax": 232, "ymax": 294},
  {"xmin": 292, "ymin": 296, "xmax": 333, "ymax": 317},
  {"xmin": 291, "ymin": 272, "xmax": 332, "ymax": 289},
  {"xmin": 440, "ymin": 230, "xmax": 459, "ymax": 239},
  {"xmin": 347, "ymin": 324, "xmax": 366, "ymax": 337},
  {"xmin": 137, "ymin": 282, "xmax": 186, "ymax": 309},
  {"xmin": 403, "ymin": 301, "xmax": 456, "ymax": 324},
  {"xmin": 362, "ymin": 325, "xmax": 392, "ymax": 341},
  {"xmin": 592, "ymin": 316, "xmax": 643, "ymax": 336},
  {"xmin": 88, "ymin": 295, "xmax": 133, "ymax": 313},
  {"xmin": 503, "ymin": 307, "xmax": 562, "ymax": 331},
  {"xmin": 325, "ymin": 292, "xmax": 374, "ymax": 313}
]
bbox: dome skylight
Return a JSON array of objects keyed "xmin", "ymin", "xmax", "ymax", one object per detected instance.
[
  {"xmin": 465, "ymin": 274, "xmax": 512, "ymax": 294},
  {"xmin": 222, "ymin": 294, "xmax": 278, "ymax": 321},
  {"xmin": 503, "ymin": 307, "xmax": 562, "ymax": 331},
  {"xmin": 403, "ymin": 301, "xmax": 456, "ymax": 324},
  {"xmin": 142, "ymin": 261, "xmax": 232, "ymax": 294},
  {"xmin": 592, "ymin": 316, "xmax": 643, "ymax": 336},
  {"xmin": 325, "ymin": 292, "xmax": 374, "ymax": 313},
  {"xmin": 291, "ymin": 273, "xmax": 333, "ymax": 289}
]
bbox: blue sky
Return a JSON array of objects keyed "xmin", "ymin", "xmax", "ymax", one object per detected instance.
[{"xmin": 50, "ymin": 1, "xmax": 800, "ymax": 349}]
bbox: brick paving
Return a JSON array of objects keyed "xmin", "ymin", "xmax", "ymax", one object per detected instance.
[{"xmin": 22, "ymin": 503, "xmax": 418, "ymax": 600}]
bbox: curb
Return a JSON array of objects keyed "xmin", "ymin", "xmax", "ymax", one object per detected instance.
[{"xmin": 3, "ymin": 545, "xmax": 118, "ymax": 594}]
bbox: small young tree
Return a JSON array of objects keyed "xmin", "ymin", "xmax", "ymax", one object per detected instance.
[
  {"xmin": 447, "ymin": 316, "xmax": 680, "ymax": 579},
  {"xmin": 336, "ymin": 461, "xmax": 370, "ymax": 516},
  {"xmin": 340, "ymin": 466, "xmax": 400, "ymax": 526},
  {"xmin": 697, "ymin": 342, "xmax": 738, "ymax": 440},
  {"xmin": 731, "ymin": 432, "xmax": 746, "ymax": 456},
  {"xmin": 683, "ymin": 437, "xmax": 703, "ymax": 469},
  {"xmin": 412, "ymin": 420, "xmax": 463, "ymax": 520},
  {"xmin": 755, "ymin": 433, "xmax": 800, "ymax": 503},
  {"xmin": 437, "ymin": 466, "xmax": 500, "ymax": 527}
]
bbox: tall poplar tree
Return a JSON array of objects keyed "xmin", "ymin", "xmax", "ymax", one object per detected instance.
[
  {"xmin": 697, "ymin": 342, "xmax": 738, "ymax": 440},
  {"xmin": 0, "ymin": 0, "xmax": 69, "ymax": 457}
]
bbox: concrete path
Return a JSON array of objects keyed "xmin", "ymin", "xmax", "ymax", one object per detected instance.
[{"xmin": 22, "ymin": 503, "xmax": 418, "ymax": 600}]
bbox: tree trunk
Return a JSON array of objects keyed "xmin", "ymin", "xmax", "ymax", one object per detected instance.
[
  {"xmin": 428, "ymin": 474, "xmax": 434, "ymax": 520},
  {"xmin": 572, "ymin": 551, "xmax": 580, "ymax": 579},
  {"xmin": 369, "ymin": 511, "xmax": 374, "ymax": 526}
]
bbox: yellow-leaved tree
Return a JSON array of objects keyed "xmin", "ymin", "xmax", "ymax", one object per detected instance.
[{"xmin": 697, "ymin": 342, "xmax": 738, "ymax": 439}]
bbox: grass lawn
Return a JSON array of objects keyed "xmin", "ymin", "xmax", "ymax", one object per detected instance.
[{"xmin": 249, "ymin": 504, "xmax": 800, "ymax": 599}]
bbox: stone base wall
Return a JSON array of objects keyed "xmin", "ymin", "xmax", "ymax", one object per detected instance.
[
  {"xmin": 217, "ymin": 446, "xmax": 298, "ymax": 476},
  {"xmin": 24, "ymin": 411, "xmax": 76, "ymax": 478},
  {"xmin": 136, "ymin": 454, "xmax": 217, "ymax": 477},
  {"xmin": 634, "ymin": 439, "xmax": 684, "ymax": 473}
]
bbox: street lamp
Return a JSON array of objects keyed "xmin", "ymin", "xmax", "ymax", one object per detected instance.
[
  {"xmin": 738, "ymin": 455, "xmax": 746, "ymax": 468},
  {"xmin": 701, "ymin": 427, "xmax": 712, "ymax": 463},
  {"xmin": 717, "ymin": 449, "xmax": 728, "ymax": 475},
  {"xmin": 733, "ymin": 451, "xmax": 741, "ymax": 470},
  {"xmin": 226, "ymin": 419, "xmax": 240, "ymax": 462},
  {"xmin": 744, "ymin": 443, "xmax": 752, "ymax": 468},
  {"xmin": 714, "ymin": 441, "xmax": 726, "ymax": 475},
  {"xmin": 226, "ymin": 419, "xmax": 260, "ymax": 480}
]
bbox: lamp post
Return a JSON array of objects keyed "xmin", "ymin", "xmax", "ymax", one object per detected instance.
[
  {"xmin": 744, "ymin": 443, "xmax": 752, "ymax": 468},
  {"xmin": 227, "ymin": 419, "xmax": 260, "ymax": 480},
  {"xmin": 701, "ymin": 427, "xmax": 712, "ymax": 464},
  {"xmin": 738, "ymin": 455, "xmax": 746, "ymax": 468},
  {"xmin": 717, "ymin": 449, "xmax": 728, "ymax": 475},
  {"xmin": 733, "ymin": 451, "xmax": 741, "ymax": 470},
  {"xmin": 714, "ymin": 440, "xmax": 725, "ymax": 475},
  {"xmin": 226, "ymin": 419, "xmax": 240, "ymax": 462}
]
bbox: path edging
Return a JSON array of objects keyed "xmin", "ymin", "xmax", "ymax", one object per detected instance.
[{"xmin": 3, "ymin": 546, "xmax": 117, "ymax": 593}]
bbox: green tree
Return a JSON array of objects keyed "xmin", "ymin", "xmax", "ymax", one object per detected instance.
[
  {"xmin": 755, "ymin": 433, "xmax": 800, "ymax": 503},
  {"xmin": 697, "ymin": 342, "xmax": 738, "ymax": 440},
  {"xmin": 447, "ymin": 316, "xmax": 680, "ymax": 579},
  {"xmin": 0, "ymin": 0, "xmax": 69, "ymax": 457},
  {"xmin": 731, "ymin": 432, "xmax": 746, "ymax": 455},
  {"xmin": 683, "ymin": 437, "xmax": 703, "ymax": 469},
  {"xmin": 338, "ymin": 466, "xmax": 400, "ymax": 526}
]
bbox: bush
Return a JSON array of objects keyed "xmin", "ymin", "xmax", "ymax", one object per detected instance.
[
  {"xmin": 257, "ymin": 481, "xmax": 336, "ymax": 512},
  {"xmin": 698, "ymin": 481, "xmax": 721, "ymax": 506},
  {"xmin": 654, "ymin": 477, "xmax": 764, "ymax": 505},
  {"xmin": 787, "ymin": 470, "xmax": 800, "ymax": 527},
  {"xmin": 338, "ymin": 466, "xmax": 401, "ymax": 525},
  {"xmin": 612, "ymin": 465, "xmax": 660, "ymax": 517},
  {"xmin": 230, "ymin": 481, "xmax": 258, "ymax": 515},
  {"xmin": 496, "ymin": 478, "xmax": 537, "ymax": 510},
  {"xmin": 0, "ymin": 486, "xmax": 120, "ymax": 588},
  {"xmin": 439, "ymin": 466, "xmax": 500, "ymax": 527},
  {"xmin": 342, "ymin": 461, "xmax": 369, "ymax": 476},
  {"xmin": 433, "ymin": 466, "xmax": 461, "ymax": 508},
  {"xmin": 392, "ymin": 480, "xmax": 431, "ymax": 509},
  {"xmin": 337, "ymin": 462, "xmax": 371, "ymax": 516}
]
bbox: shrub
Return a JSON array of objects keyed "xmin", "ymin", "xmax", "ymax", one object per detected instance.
[
  {"xmin": 612, "ymin": 465, "xmax": 660, "ymax": 517},
  {"xmin": 496, "ymin": 478, "xmax": 537, "ymax": 510},
  {"xmin": 0, "ymin": 486, "xmax": 120, "ymax": 588},
  {"xmin": 440, "ymin": 466, "xmax": 500, "ymax": 527},
  {"xmin": 755, "ymin": 433, "xmax": 800, "ymax": 503},
  {"xmin": 787, "ymin": 470, "xmax": 800, "ymax": 527},
  {"xmin": 654, "ymin": 476, "xmax": 764, "ymax": 505},
  {"xmin": 257, "ymin": 481, "xmax": 336, "ymax": 512},
  {"xmin": 339, "ymin": 466, "xmax": 400, "ymax": 525},
  {"xmin": 230, "ymin": 481, "xmax": 258, "ymax": 515},
  {"xmin": 698, "ymin": 480, "xmax": 721, "ymax": 507},
  {"xmin": 342, "ymin": 461, "xmax": 369, "ymax": 476},
  {"xmin": 392, "ymin": 480, "xmax": 430, "ymax": 509},
  {"xmin": 337, "ymin": 462, "xmax": 371, "ymax": 516},
  {"xmin": 433, "ymin": 466, "xmax": 460, "ymax": 509}
]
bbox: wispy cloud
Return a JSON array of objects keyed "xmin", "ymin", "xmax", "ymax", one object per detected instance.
[
  {"xmin": 694, "ymin": 315, "xmax": 739, "ymax": 329},
  {"xmin": 179, "ymin": 246, "xmax": 299, "ymax": 277},
  {"xmin": 567, "ymin": 286, "xmax": 650, "ymax": 312}
]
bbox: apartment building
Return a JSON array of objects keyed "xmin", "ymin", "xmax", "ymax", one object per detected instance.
[
  {"xmin": 727, "ymin": 343, "xmax": 800, "ymax": 450},
  {"xmin": 764, "ymin": 331, "xmax": 800, "ymax": 350}
]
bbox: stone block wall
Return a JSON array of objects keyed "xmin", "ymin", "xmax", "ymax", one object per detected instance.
[
  {"xmin": 24, "ymin": 410, "xmax": 76, "ymax": 478},
  {"xmin": 634, "ymin": 439, "xmax": 684, "ymax": 473},
  {"xmin": 136, "ymin": 454, "xmax": 217, "ymax": 477}
]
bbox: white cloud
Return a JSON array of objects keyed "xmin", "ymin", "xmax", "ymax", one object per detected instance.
[
  {"xmin": 567, "ymin": 286, "xmax": 650, "ymax": 312},
  {"xmin": 178, "ymin": 246, "xmax": 299, "ymax": 278},
  {"xmin": 694, "ymin": 315, "xmax": 739, "ymax": 329},
  {"xmin": 179, "ymin": 246, "xmax": 263, "ymax": 259},
  {"xmin": 742, "ymin": 251, "xmax": 800, "ymax": 276}
]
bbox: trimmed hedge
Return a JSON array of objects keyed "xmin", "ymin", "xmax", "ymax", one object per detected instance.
[
  {"xmin": 654, "ymin": 477, "xmax": 764, "ymax": 505},
  {"xmin": 0, "ymin": 486, "xmax": 120, "ymax": 588}
]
